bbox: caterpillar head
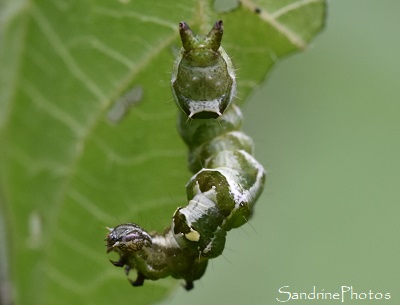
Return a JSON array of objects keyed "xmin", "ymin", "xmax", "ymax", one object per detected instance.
[
  {"xmin": 106, "ymin": 223, "xmax": 152, "ymax": 254},
  {"xmin": 171, "ymin": 20, "xmax": 236, "ymax": 119}
]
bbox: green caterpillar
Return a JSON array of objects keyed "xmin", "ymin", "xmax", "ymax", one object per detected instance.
[{"xmin": 106, "ymin": 20, "xmax": 265, "ymax": 290}]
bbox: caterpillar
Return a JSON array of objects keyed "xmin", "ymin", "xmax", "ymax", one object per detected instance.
[{"xmin": 106, "ymin": 20, "xmax": 265, "ymax": 290}]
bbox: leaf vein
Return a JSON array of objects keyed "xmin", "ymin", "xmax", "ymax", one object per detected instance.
[
  {"xmin": 271, "ymin": 0, "xmax": 322, "ymax": 19},
  {"xmin": 8, "ymin": 144, "xmax": 69, "ymax": 176},
  {"xmin": 90, "ymin": 38, "xmax": 136, "ymax": 70},
  {"xmin": 55, "ymin": 230, "xmax": 105, "ymax": 266},
  {"xmin": 93, "ymin": 8, "xmax": 176, "ymax": 30},
  {"xmin": 46, "ymin": 265, "xmax": 118, "ymax": 295},
  {"xmin": 67, "ymin": 189, "xmax": 115, "ymax": 223},
  {"xmin": 93, "ymin": 136, "xmax": 185, "ymax": 166},
  {"xmin": 31, "ymin": 5, "xmax": 108, "ymax": 102},
  {"xmin": 240, "ymin": 0, "xmax": 308, "ymax": 49},
  {"xmin": 22, "ymin": 80, "xmax": 86, "ymax": 137}
]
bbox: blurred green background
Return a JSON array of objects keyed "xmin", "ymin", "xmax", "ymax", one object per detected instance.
[{"xmin": 161, "ymin": 1, "xmax": 400, "ymax": 304}]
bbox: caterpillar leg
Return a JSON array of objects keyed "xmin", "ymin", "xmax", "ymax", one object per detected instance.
[
  {"xmin": 129, "ymin": 272, "xmax": 147, "ymax": 287},
  {"xmin": 109, "ymin": 254, "xmax": 128, "ymax": 267},
  {"xmin": 184, "ymin": 281, "xmax": 194, "ymax": 291}
]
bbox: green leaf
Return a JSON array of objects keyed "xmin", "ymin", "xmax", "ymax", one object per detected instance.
[{"xmin": 0, "ymin": 0, "xmax": 325, "ymax": 304}]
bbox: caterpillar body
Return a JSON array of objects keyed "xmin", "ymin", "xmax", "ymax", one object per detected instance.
[{"xmin": 106, "ymin": 20, "xmax": 265, "ymax": 290}]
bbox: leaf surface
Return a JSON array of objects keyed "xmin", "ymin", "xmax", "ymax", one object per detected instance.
[{"xmin": 0, "ymin": 0, "xmax": 325, "ymax": 304}]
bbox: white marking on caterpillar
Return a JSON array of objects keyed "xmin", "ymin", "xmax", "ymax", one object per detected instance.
[{"xmin": 185, "ymin": 229, "xmax": 201, "ymax": 242}]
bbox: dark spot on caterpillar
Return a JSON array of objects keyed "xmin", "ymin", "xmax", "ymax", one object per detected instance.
[{"xmin": 255, "ymin": 7, "xmax": 262, "ymax": 14}]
